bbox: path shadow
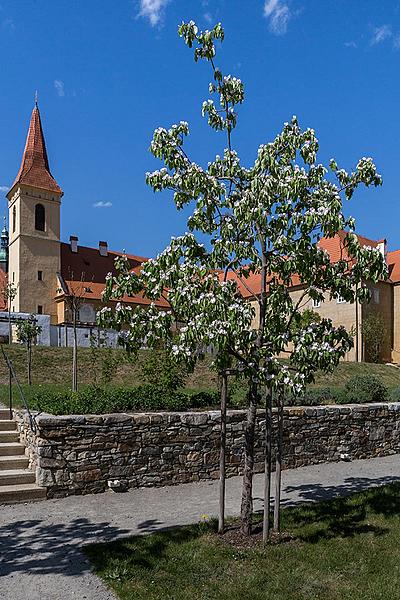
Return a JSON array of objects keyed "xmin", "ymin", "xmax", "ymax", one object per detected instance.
[
  {"xmin": 254, "ymin": 476, "xmax": 400, "ymax": 543},
  {"xmin": 281, "ymin": 475, "xmax": 400, "ymax": 507},
  {"xmin": 0, "ymin": 516, "xmax": 131, "ymax": 578}
]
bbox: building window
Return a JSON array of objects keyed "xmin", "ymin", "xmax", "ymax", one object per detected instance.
[
  {"xmin": 37, "ymin": 305, "xmax": 43, "ymax": 314},
  {"xmin": 372, "ymin": 288, "xmax": 380, "ymax": 304},
  {"xmin": 312, "ymin": 298, "xmax": 321, "ymax": 308},
  {"xmin": 35, "ymin": 203, "xmax": 45, "ymax": 231},
  {"xmin": 336, "ymin": 295, "xmax": 346, "ymax": 304},
  {"xmin": 12, "ymin": 272, "xmax": 15, "ymax": 282},
  {"xmin": 38, "ymin": 270, "xmax": 43, "ymax": 281},
  {"xmin": 12, "ymin": 206, "xmax": 16, "ymax": 233}
]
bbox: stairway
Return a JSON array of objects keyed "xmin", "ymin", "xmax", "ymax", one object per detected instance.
[{"xmin": 0, "ymin": 409, "xmax": 46, "ymax": 504}]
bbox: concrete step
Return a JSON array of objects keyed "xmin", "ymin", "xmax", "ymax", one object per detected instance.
[
  {"xmin": 0, "ymin": 410, "xmax": 12, "ymax": 420},
  {"xmin": 0, "ymin": 483, "xmax": 46, "ymax": 504},
  {"xmin": 0, "ymin": 443, "xmax": 25, "ymax": 456},
  {"xmin": 0, "ymin": 469, "xmax": 36, "ymax": 486},
  {"xmin": 0, "ymin": 431, "xmax": 19, "ymax": 443},
  {"xmin": 0, "ymin": 420, "xmax": 16, "ymax": 431},
  {"xmin": 0, "ymin": 455, "xmax": 29, "ymax": 470}
]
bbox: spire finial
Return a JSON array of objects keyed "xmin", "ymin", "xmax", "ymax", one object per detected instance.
[{"xmin": 34, "ymin": 90, "xmax": 38, "ymax": 107}]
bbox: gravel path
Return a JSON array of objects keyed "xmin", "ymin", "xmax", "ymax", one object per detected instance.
[{"xmin": 0, "ymin": 454, "xmax": 399, "ymax": 600}]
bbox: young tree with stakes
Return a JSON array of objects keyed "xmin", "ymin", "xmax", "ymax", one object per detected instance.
[
  {"xmin": 64, "ymin": 273, "xmax": 88, "ymax": 392},
  {"xmin": 15, "ymin": 314, "xmax": 42, "ymax": 385},
  {"xmin": 0, "ymin": 282, "xmax": 18, "ymax": 345},
  {"xmin": 100, "ymin": 21, "xmax": 387, "ymax": 539}
]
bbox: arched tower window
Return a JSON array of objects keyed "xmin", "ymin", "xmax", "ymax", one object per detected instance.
[
  {"xmin": 12, "ymin": 206, "xmax": 16, "ymax": 233},
  {"xmin": 35, "ymin": 203, "xmax": 45, "ymax": 231}
]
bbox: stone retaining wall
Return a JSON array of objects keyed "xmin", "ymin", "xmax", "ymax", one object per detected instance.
[{"xmin": 14, "ymin": 403, "xmax": 400, "ymax": 498}]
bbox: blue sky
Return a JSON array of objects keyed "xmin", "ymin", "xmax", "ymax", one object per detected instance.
[{"xmin": 1, "ymin": 0, "xmax": 400, "ymax": 255}]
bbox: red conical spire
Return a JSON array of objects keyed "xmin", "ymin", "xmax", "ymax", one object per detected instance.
[{"xmin": 10, "ymin": 103, "xmax": 63, "ymax": 196}]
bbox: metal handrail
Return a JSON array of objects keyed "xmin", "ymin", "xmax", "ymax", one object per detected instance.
[{"xmin": 1, "ymin": 345, "xmax": 37, "ymax": 433}]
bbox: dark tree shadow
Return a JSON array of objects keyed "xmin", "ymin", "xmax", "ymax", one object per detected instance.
[
  {"xmin": 86, "ymin": 522, "xmax": 209, "ymax": 574},
  {"xmin": 253, "ymin": 477, "xmax": 400, "ymax": 543},
  {"xmin": 0, "ymin": 517, "xmax": 131, "ymax": 578}
]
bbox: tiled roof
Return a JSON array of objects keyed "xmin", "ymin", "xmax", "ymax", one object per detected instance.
[
  {"xmin": 59, "ymin": 243, "xmax": 168, "ymax": 307},
  {"xmin": 223, "ymin": 231, "xmax": 384, "ymax": 299},
  {"xmin": 60, "ymin": 242, "xmax": 145, "ymax": 283},
  {"xmin": 9, "ymin": 105, "xmax": 63, "ymax": 196},
  {"xmin": 62, "ymin": 279, "xmax": 169, "ymax": 308},
  {"xmin": 387, "ymin": 250, "xmax": 400, "ymax": 283}
]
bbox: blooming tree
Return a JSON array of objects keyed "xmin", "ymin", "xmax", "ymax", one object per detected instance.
[{"xmin": 100, "ymin": 21, "xmax": 387, "ymax": 538}]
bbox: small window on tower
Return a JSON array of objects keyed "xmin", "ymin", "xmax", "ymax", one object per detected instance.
[
  {"xmin": 12, "ymin": 206, "xmax": 16, "ymax": 233},
  {"xmin": 37, "ymin": 305, "xmax": 43, "ymax": 315},
  {"xmin": 35, "ymin": 203, "xmax": 45, "ymax": 231},
  {"xmin": 38, "ymin": 270, "xmax": 43, "ymax": 281}
]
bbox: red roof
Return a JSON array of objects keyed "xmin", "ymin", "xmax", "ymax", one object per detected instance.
[
  {"xmin": 387, "ymin": 250, "xmax": 400, "ymax": 283},
  {"xmin": 222, "ymin": 231, "xmax": 385, "ymax": 299},
  {"xmin": 60, "ymin": 242, "xmax": 145, "ymax": 284},
  {"xmin": 9, "ymin": 105, "xmax": 63, "ymax": 196},
  {"xmin": 59, "ymin": 242, "xmax": 169, "ymax": 307},
  {"xmin": 317, "ymin": 231, "xmax": 381, "ymax": 263},
  {"xmin": 63, "ymin": 279, "xmax": 169, "ymax": 308}
]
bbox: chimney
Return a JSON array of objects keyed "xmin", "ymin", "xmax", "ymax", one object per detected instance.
[
  {"xmin": 99, "ymin": 240, "xmax": 108, "ymax": 257},
  {"xmin": 70, "ymin": 235, "xmax": 78, "ymax": 253},
  {"xmin": 377, "ymin": 239, "xmax": 387, "ymax": 260}
]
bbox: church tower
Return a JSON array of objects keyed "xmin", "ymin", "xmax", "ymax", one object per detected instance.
[
  {"xmin": 6, "ymin": 102, "xmax": 63, "ymax": 321},
  {"xmin": 0, "ymin": 218, "xmax": 8, "ymax": 273}
]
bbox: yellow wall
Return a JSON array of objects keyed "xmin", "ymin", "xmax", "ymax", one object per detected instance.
[{"xmin": 8, "ymin": 184, "xmax": 61, "ymax": 322}]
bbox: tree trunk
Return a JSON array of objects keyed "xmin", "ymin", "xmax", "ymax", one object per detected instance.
[
  {"xmin": 8, "ymin": 309, "xmax": 11, "ymax": 345},
  {"xmin": 273, "ymin": 396, "xmax": 284, "ymax": 532},
  {"xmin": 240, "ymin": 382, "xmax": 257, "ymax": 535},
  {"xmin": 72, "ymin": 309, "xmax": 78, "ymax": 392},
  {"xmin": 27, "ymin": 343, "xmax": 32, "ymax": 386},
  {"xmin": 218, "ymin": 372, "xmax": 228, "ymax": 534},
  {"xmin": 262, "ymin": 385, "xmax": 273, "ymax": 542}
]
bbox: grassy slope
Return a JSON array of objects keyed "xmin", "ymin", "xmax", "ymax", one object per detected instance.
[
  {"xmin": 1, "ymin": 345, "xmax": 400, "ymax": 394},
  {"xmin": 86, "ymin": 483, "xmax": 400, "ymax": 600}
]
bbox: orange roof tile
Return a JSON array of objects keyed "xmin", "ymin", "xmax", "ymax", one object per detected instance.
[
  {"xmin": 222, "ymin": 231, "xmax": 384, "ymax": 299},
  {"xmin": 60, "ymin": 242, "xmax": 146, "ymax": 284},
  {"xmin": 59, "ymin": 243, "xmax": 168, "ymax": 308},
  {"xmin": 60, "ymin": 279, "xmax": 169, "ymax": 308},
  {"xmin": 9, "ymin": 105, "xmax": 63, "ymax": 196},
  {"xmin": 387, "ymin": 250, "xmax": 400, "ymax": 283}
]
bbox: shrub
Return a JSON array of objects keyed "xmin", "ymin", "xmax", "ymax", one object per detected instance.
[
  {"xmin": 141, "ymin": 351, "xmax": 188, "ymax": 393},
  {"xmin": 28, "ymin": 384, "xmax": 218, "ymax": 415},
  {"xmin": 390, "ymin": 386, "xmax": 400, "ymax": 402},
  {"xmin": 290, "ymin": 387, "xmax": 335, "ymax": 406},
  {"xmin": 344, "ymin": 375, "xmax": 388, "ymax": 404}
]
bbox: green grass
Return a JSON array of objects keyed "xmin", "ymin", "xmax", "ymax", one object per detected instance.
[
  {"xmin": 85, "ymin": 483, "xmax": 400, "ymax": 600},
  {"xmin": 2, "ymin": 345, "xmax": 400, "ymax": 411},
  {"xmin": 0, "ymin": 345, "xmax": 218, "ymax": 390},
  {"xmin": 2, "ymin": 345, "xmax": 400, "ymax": 390}
]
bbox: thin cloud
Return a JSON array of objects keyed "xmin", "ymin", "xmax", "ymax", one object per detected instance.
[
  {"xmin": 138, "ymin": 0, "xmax": 170, "ymax": 27},
  {"xmin": 370, "ymin": 24, "xmax": 392, "ymax": 45},
  {"xmin": 54, "ymin": 79, "xmax": 65, "ymax": 97},
  {"xmin": 393, "ymin": 34, "xmax": 400, "ymax": 49},
  {"xmin": 344, "ymin": 41, "xmax": 357, "ymax": 48},
  {"xmin": 0, "ymin": 186, "xmax": 9, "ymax": 193},
  {"xmin": 263, "ymin": 0, "xmax": 291, "ymax": 35},
  {"xmin": 2, "ymin": 17, "xmax": 15, "ymax": 31},
  {"xmin": 93, "ymin": 201, "xmax": 113, "ymax": 208},
  {"xmin": 203, "ymin": 12, "xmax": 213, "ymax": 24}
]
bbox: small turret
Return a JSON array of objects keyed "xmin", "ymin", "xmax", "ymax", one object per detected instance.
[{"xmin": 0, "ymin": 217, "xmax": 8, "ymax": 273}]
